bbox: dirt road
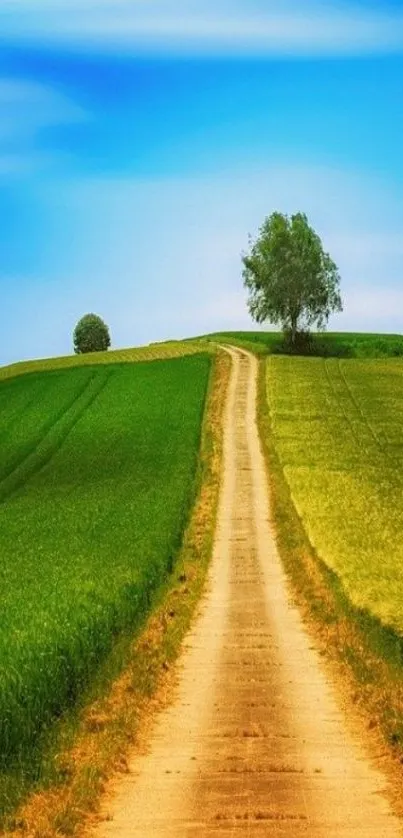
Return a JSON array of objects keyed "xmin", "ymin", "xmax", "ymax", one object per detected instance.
[{"xmin": 95, "ymin": 347, "xmax": 401, "ymax": 837}]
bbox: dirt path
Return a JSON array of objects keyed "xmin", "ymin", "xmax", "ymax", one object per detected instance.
[{"xmin": 94, "ymin": 347, "xmax": 402, "ymax": 837}]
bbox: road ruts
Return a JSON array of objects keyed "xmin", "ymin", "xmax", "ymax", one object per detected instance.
[{"xmin": 95, "ymin": 347, "xmax": 402, "ymax": 837}]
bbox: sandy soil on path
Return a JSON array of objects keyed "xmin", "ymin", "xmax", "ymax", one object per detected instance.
[{"xmin": 93, "ymin": 347, "xmax": 402, "ymax": 837}]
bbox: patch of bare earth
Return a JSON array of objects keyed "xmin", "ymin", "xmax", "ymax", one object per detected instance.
[{"xmin": 91, "ymin": 347, "xmax": 402, "ymax": 837}]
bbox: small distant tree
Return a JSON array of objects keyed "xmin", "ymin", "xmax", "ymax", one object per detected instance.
[
  {"xmin": 242, "ymin": 211, "xmax": 343, "ymax": 347},
  {"xmin": 73, "ymin": 313, "xmax": 111, "ymax": 354}
]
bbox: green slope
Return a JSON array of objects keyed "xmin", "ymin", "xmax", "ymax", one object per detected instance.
[
  {"xmin": 0, "ymin": 354, "xmax": 211, "ymax": 800},
  {"xmin": 198, "ymin": 330, "xmax": 403, "ymax": 358}
]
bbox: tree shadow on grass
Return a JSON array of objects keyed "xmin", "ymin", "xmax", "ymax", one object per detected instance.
[{"xmin": 271, "ymin": 331, "xmax": 353, "ymax": 358}]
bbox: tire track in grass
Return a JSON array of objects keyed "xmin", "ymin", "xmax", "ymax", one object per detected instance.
[
  {"xmin": 321, "ymin": 359, "xmax": 367, "ymax": 465},
  {"xmin": 324, "ymin": 359, "xmax": 377, "ymax": 459},
  {"xmin": 0, "ymin": 367, "xmax": 113, "ymax": 504},
  {"xmin": 0, "ymin": 389, "xmax": 40, "ymax": 445},
  {"xmin": 337, "ymin": 360, "xmax": 386, "ymax": 455},
  {"xmin": 0, "ymin": 370, "xmax": 98, "ymax": 483},
  {"xmin": 329, "ymin": 360, "xmax": 400, "ymax": 470},
  {"xmin": 0, "ymin": 374, "xmax": 78, "ymax": 452},
  {"xmin": 337, "ymin": 360, "xmax": 403, "ymax": 468}
]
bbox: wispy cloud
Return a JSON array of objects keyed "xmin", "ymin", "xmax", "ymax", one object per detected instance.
[
  {"xmin": 344, "ymin": 287, "xmax": 403, "ymax": 320},
  {"xmin": 0, "ymin": 79, "xmax": 86, "ymax": 137},
  {"xmin": 0, "ymin": 152, "xmax": 56, "ymax": 176},
  {"xmin": 337, "ymin": 286, "xmax": 403, "ymax": 333},
  {"xmin": 3, "ymin": 0, "xmax": 403, "ymax": 56},
  {"xmin": 0, "ymin": 78, "xmax": 87, "ymax": 178}
]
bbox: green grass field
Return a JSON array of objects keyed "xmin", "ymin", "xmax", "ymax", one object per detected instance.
[
  {"xmin": 0, "ymin": 339, "xmax": 210, "ymax": 384},
  {"xmin": 0, "ymin": 353, "xmax": 211, "ymax": 797},
  {"xmin": 266, "ymin": 355, "xmax": 403, "ymax": 633},
  {"xmin": 3, "ymin": 328, "xmax": 403, "ymax": 821},
  {"xmin": 200, "ymin": 330, "xmax": 403, "ymax": 358}
]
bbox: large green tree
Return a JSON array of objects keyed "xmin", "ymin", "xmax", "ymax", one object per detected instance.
[
  {"xmin": 242, "ymin": 211, "xmax": 343, "ymax": 345},
  {"xmin": 73, "ymin": 313, "xmax": 111, "ymax": 354}
]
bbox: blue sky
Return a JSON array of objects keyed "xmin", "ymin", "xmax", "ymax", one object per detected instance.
[{"xmin": 1, "ymin": 1, "xmax": 403, "ymax": 364}]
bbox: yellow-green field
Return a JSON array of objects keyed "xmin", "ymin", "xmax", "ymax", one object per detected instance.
[
  {"xmin": 0, "ymin": 340, "xmax": 211, "ymax": 383},
  {"xmin": 267, "ymin": 356, "xmax": 403, "ymax": 632}
]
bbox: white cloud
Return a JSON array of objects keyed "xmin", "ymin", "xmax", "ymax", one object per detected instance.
[
  {"xmin": 2, "ymin": 0, "xmax": 403, "ymax": 55},
  {"xmin": 344, "ymin": 287, "xmax": 403, "ymax": 319},
  {"xmin": 333, "ymin": 287, "xmax": 403, "ymax": 333},
  {"xmin": 328, "ymin": 233, "xmax": 403, "ymax": 259},
  {"xmin": 325, "ymin": 232, "xmax": 403, "ymax": 286},
  {"xmin": 0, "ymin": 78, "xmax": 87, "ymax": 179},
  {"xmin": 0, "ymin": 79, "xmax": 86, "ymax": 140}
]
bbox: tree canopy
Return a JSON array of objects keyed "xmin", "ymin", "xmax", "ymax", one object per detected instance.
[
  {"xmin": 73, "ymin": 313, "xmax": 111, "ymax": 354},
  {"xmin": 242, "ymin": 212, "xmax": 343, "ymax": 344}
]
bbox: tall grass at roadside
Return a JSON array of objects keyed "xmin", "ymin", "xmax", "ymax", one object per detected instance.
[
  {"xmin": 266, "ymin": 355, "xmax": 403, "ymax": 632},
  {"xmin": 0, "ymin": 354, "xmax": 211, "ymax": 816}
]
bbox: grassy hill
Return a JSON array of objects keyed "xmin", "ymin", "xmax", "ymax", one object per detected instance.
[
  {"xmin": 0, "ymin": 344, "xmax": 212, "ymax": 817},
  {"xmin": 199, "ymin": 330, "xmax": 403, "ymax": 358},
  {"xmin": 2, "ymin": 328, "xmax": 403, "ymax": 822},
  {"xmin": 0, "ymin": 339, "xmax": 211, "ymax": 383}
]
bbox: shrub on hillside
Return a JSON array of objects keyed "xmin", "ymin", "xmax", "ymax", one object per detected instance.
[{"xmin": 73, "ymin": 313, "xmax": 111, "ymax": 354}]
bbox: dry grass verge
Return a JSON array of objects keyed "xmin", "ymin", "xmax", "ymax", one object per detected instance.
[
  {"xmin": 2, "ymin": 350, "xmax": 231, "ymax": 838},
  {"xmin": 257, "ymin": 356, "xmax": 403, "ymax": 816}
]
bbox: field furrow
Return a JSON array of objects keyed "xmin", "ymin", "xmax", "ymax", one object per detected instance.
[{"xmin": 0, "ymin": 368, "xmax": 112, "ymax": 503}]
